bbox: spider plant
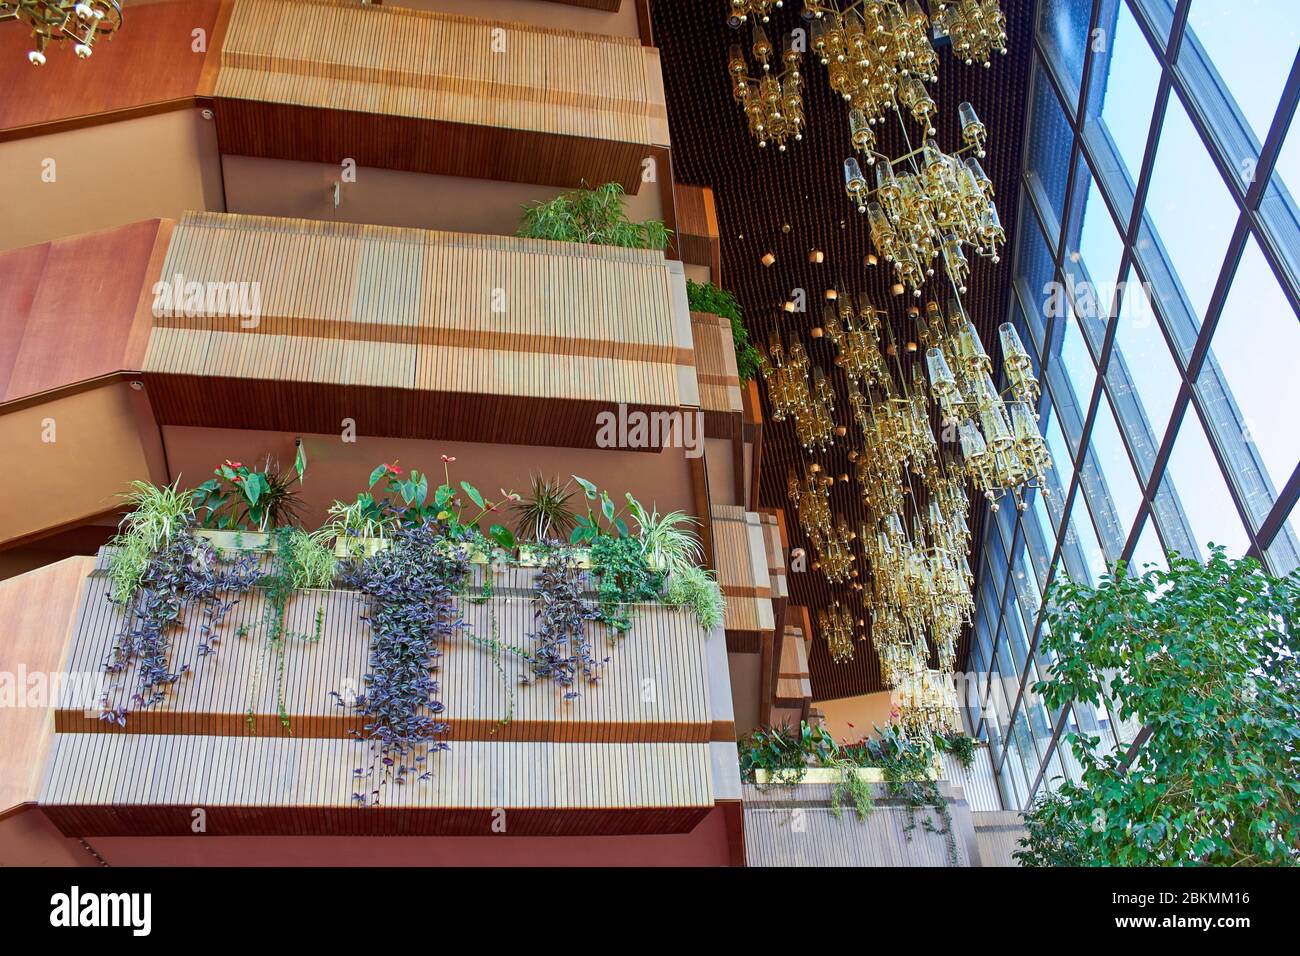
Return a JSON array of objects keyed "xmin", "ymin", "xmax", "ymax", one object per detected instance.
[
  {"xmin": 664, "ymin": 563, "xmax": 725, "ymax": 631},
  {"xmin": 513, "ymin": 474, "xmax": 577, "ymax": 544},
  {"xmin": 627, "ymin": 497, "xmax": 703, "ymax": 575},
  {"xmin": 311, "ymin": 495, "xmax": 398, "ymax": 557},
  {"xmin": 107, "ymin": 478, "xmax": 196, "ymax": 604}
]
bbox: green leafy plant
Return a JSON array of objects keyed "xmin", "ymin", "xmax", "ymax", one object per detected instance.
[
  {"xmin": 686, "ymin": 279, "xmax": 761, "ymax": 383},
  {"xmin": 367, "ymin": 459, "xmax": 517, "ymax": 549},
  {"xmin": 1014, "ymin": 790, "xmax": 1097, "ymax": 867},
  {"xmin": 106, "ymin": 479, "xmax": 196, "ymax": 604},
  {"xmin": 517, "ymin": 182, "xmax": 671, "ymax": 250},
  {"xmin": 936, "ymin": 730, "xmax": 977, "ymax": 773},
  {"xmin": 1022, "ymin": 548, "xmax": 1300, "ymax": 867},
  {"xmin": 192, "ymin": 456, "xmax": 306, "ymax": 532},
  {"xmin": 513, "ymin": 474, "xmax": 577, "ymax": 544},
  {"xmin": 737, "ymin": 720, "xmax": 839, "ymax": 786},
  {"xmin": 664, "ymin": 563, "xmax": 725, "ymax": 630},
  {"xmin": 590, "ymin": 534, "xmax": 663, "ymax": 633},
  {"xmin": 627, "ymin": 498, "xmax": 703, "ymax": 575},
  {"xmin": 245, "ymin": 527, "xmax": 329, "ymax": 733},
  {"xmin": 569, "ymin": 475, "xmax": 633, "ymax": 543},
  {"xmin": 831, "ymin": 759, "xmax": 876, "ymax": 822}
]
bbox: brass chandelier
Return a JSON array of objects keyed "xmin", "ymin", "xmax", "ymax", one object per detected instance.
[
  {"xmin": 788, "ymin": 465, "xmax": 857, "ymax": 584},
  {"xmin": 932, "ymin": 0, "xmax": 1008, "ymax": 67},
  {"xmin": 819, "ymin": 601, "xmax": 858, "ymax": 663},
  {"xmin": 1, "ymin": 0, "xmax": 121, "ymax": 64},
  {"xmin": 728, "ymin": 24, "xmax": 806, "ymax": 151},
  {"xmin": 844, "ymin": 102, "xmax": 1003, "ymax": 296},
  {"xmin": 920, "ymin": 299, "xmax": 1051, "ymax": 510},
  {"xmin": 760, "ymin": 331, "xmax": 837, "ymax": 450},
  {"xmin": 728, "ymin": 0, "xmax": 785, "ymax": 26}
]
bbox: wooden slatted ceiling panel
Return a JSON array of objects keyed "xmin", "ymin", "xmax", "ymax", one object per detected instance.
[
  {"xmin": 55, "ymin": 557, "xmax": 714, "ymax": 742},
  {"xmin": 652, "ymin": 0, "xmax": 1037, "ymax": 700},
  {"xmin": 711, "ymin": 505, "xmax": 774, "ymax": 637},
  {"xmin": 143, "ymin": 212, "xmax": 690, "ymax": 408},
  {"xmin": 41, "ymin": 736, "xmax": 713, "ymax": 813},
  {"xmin": 216, "ymin": 0, "xmax": 654, "ymax": 145}
]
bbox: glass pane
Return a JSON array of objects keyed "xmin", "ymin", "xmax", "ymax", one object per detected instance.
[
  {"xmin": 1013, "ymin": 187, "xmax": 1059, "ymax": 349},
  {"xmin": 1081, "ymin": 393, "xmax": 1145, "ymax": 558},
  {"xmin": 1026, "ymin": 61, "xmax": 1075, "ymax": 242},
  {"xmin": 1041, "ymin": 401, "xmax": 1076, "ymax": 531},
  {"xmin": 1130, "ymin": 0, "xmax": 1177, "ymax": 49},
  {"xmin": 1199, "ymin": 237, "xmax": 1300, "ymax": 504},
  {"xmin": 1128, "ymin": 512, "xmax": 1170, "ymax": 575},
  {"xmin": 1266, "ymin": 509, "xmax": 1300, "ymax": 576},
  {"xmin": 1274, "ymin": 105, "xmax": 1299, "ymax": 210},
  {"xmin": 1061, "ymin": 496, "xmax": 1109, "ymax": 584},
  {"xmin": 1109, "ymin": 267, "xmax": 1182, "ymax": 471},
  {"xmin": 1144, "ymin": 92, "xmax": 1239, "ymax": 320},
  {"xmin": 1163, "ymin": 404, "xmax": 1251, "ymax": 557},
  {"xmin": 1062, "ymin": 155, "xmax": 1126, "ymax": 348},
  {"xmin": 1261, "ymin": 136, "xmax": 1300, "ymax": 292},
  {"xmin": 1038, "ymin": 0, "xmax": 1093, "ymax": 105},
  {"xmin": 1085, "ymin": 1, "xmax": 1162, "ymax": 192},
  {"xmin": 1185, "ymin": 0, "xmax": 1300, "ymax": 145}
]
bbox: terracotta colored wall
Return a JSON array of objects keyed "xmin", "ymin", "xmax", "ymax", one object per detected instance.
[
  {"xmin": 223, "ymin": 155, "xmax": 665, "ymax": 235},
  {"xmin": 0, "ymin": 384, "xmax": 159, "ymax": 545},
  {"xmin": 0, "ymin": 110, "xmax": 222, "ymax": 252},
  {"xmin": 160, "ymin": 425, "xmax": 701, "ymax": 530},
  {"xmin": 0, "ymin": 0, "xmax": 218, "ymax": 130},
  {"xmin": 0, "ymin": 807, "xmax": 94, "ymax": 866},
  {"xmin": 817, "ymin": 691, "xmax": 897, "ymax": 745}
]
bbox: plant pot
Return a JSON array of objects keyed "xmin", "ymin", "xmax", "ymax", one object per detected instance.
[
  {"xmin": 517, "ymin": 543, "xmax": 593, "ymax": 568},
  {"xmin": 332, "ymin": 537, "xmax": 390, "ymax": 559},
  {"xmin": 195, "ymin": 528, "xmax": 271, "ymax": 552},
  {"xmin": 753, "ymin": 764, "xmax": 941, "ymax": 785}
]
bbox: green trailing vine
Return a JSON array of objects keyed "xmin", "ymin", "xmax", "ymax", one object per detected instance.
[
  {"xmin": 590, "ymin": 535, "xmax": 662, "ymax": 634},
  {"xmin": 830, "ymin": 759, "xmax": 876, "ymax": 822},
  {"xmin": 244, "ymin": 527, "xmax": 332, "ymax": 734}
]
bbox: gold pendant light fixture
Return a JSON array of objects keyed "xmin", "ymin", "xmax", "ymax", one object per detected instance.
[
  {"xmin": 2, "ymin": 0, "xmax": 121, "ymax": 64},
  {"xmin": 728, "ymin": 0, "xmax": 786, "ymax": 27},
  {"xmin": 788, "ymin": 465, "xmax": 857, "ymax": 584},
  {"xmin": 920, "ymin": 299, "xmax": 1052, "ymax": 510},
  {"xmin": 932, "ymin": 0, "xmax": 1008, "ymax": 67},
  {"xmin": 760, "ymin": 331, "xmax": 837, "ymax": 451},
  {"xmin": 728, "ymin": 23, "xmax": 806, "ymax": 151},
  {"xmin": 819, "ymin": 601, "xmax": 858, "ymax": 663}
]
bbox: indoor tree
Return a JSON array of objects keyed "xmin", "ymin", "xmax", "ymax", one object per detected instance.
[{"xmin": 1018, "ymin": 547, "xmax": 1300, "ymax": 866}]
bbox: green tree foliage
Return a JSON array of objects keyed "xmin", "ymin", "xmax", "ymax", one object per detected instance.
[
  {"xmin": 1019, "ymin": 547, "xmax": 1300, "ymax": 866},
  {"xmin": 517, "ymin": 182, "xmax": 670, "ymax": 250}
]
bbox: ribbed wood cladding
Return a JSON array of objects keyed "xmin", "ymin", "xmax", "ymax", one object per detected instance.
[
  {"xmin": 710, "ymin": 506, "xmax": 773, "ymax": 654},
  {"xmin": 689, "ymin": 311, "xmax": 742, "ymax": 439},
  {"xmin": 543, "ymin": 0, "xmax": 624, "ymax": 10},
  {"xmin": 42, "ymin": 738, "xmax": 713, "ymax": 836},
  {"xmin": 743, "ymin": 782, "xmax": 976, "ymax": 866},
  {"xmin": 38, "ymin": 550, "xmax": 725, "ymax": 835},
  {"xmin": 775, "ymin": 624, "xmax": 811, "ymax": 709},
  {"xmin": 142, "ymin": 212, "xmax": 697, "ymax": 447},
  {"xmin": 211, "ymin": 0, "xmax": 665, "ymax": 190},
  {"xmin": 673, "ymin": 183, "xmax": 722, "ymax": 276},
  {"xmin": 54, "ymin": 553, "xmax": 716, "ymax": 743}
]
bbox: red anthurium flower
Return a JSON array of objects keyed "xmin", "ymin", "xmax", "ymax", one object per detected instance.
[
  {"xmin": 389, "ymin": 465, "xmax": 403, "ymax": 476},
  {"xmin": 441, "ymin": 454, "xmax": 456, "ymax": 463}
]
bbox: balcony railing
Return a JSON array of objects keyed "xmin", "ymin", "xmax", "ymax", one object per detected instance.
[
  {"xmin": 38, "ymin": 551, "xmax": 734, "ymax": 837},
  {"xmin": 137, "ymin": 211, "xmax": 697, "ymax": 447}
]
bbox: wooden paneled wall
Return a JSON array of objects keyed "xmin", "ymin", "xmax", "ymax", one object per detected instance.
[
  {"xmin": 673, "ymin": 183, "xmax": 721, "ymax": 279},
  {"xmin": 142, "ymin": 211, "xmax": 698, "ymax": 448},
  {"xmin": 711, "ymin": 506, "xmax": 773, "ymax": 654}
]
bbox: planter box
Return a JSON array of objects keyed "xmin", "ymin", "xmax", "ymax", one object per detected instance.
[
  {"xmin": 195, "ymin": 528, "xmax": 271, "ymax": 552},
  {"xmin": 754, "ymin": 764, "xmax": 941, "ymax": 785},
  {"xmin": 332, "ymin": 537, "xmax": 391, "ymax": 559},
  {"xmin": 517, "ymin": 544, "xmax": 593, "ymax": 568}
]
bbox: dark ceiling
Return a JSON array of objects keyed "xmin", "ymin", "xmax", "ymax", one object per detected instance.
[{"xmin": 650, "ymin": 0, "xmax": 1040, "ymax": 701}]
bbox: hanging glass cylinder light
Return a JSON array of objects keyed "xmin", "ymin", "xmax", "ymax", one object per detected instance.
[
  {"xmin": 820, "ymin": 601, "xmax": 858, "ymax": 663},
  {"xmin": 932, "ymin": 0, "xmax": 1008, "ymax": 68},
  {"xmin": 727, "ymin": 0, "xmax": 785, "ymax": 26}
]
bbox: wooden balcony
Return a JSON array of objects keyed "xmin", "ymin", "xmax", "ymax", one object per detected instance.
[
  {"xmin": 131, "ymin": 211, "xmax": 698, "ymax": 448},
  {"xmin": 37, "ymin": 552, "xmax": 737, "ymax": 837},
  {"xmin": 0, "ymin": 0, "xmax": 666, "ymax": 193}
]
